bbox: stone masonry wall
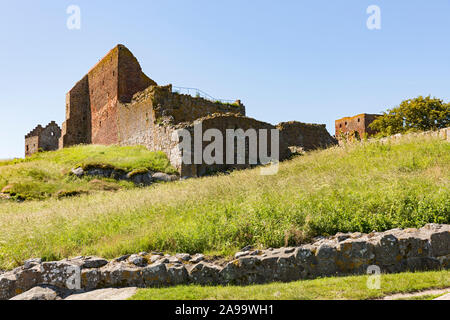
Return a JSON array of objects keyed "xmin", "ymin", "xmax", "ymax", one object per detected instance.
[
  {"xmin": 25, "ymin": 125, "xmax": 42, "ymax": 157},
  {"xmin": 25, "ymin": 122, "xmax": 61, "ymax": 157},
  {"xmin": 60, "ymin": 76, "xmax": 91, "ymax": 148},
  {"xmin": 60, "ymin": 44, "xmax": 155, "ymax": 148},
  {"xmin": 117, "ymin": 85, "xmax": 251, "ymax": 177},
  {"xmin": 335, "ymin": 113, "xmax": 380, "ymax": 140},
  {"xmin": 151, "ymin": 85, "xmax": 245, "ymax": 125},
  {"xmin": 38, "ymin": 122, "xmax": 61, "ymax": 152},
  {"xmin": 25, "ymin": 135, "xmax": 39, "ymax": 157},
  {"xmin": 56, "ymin": 44, "xmax": 336, "ymax": 177},
  {"xmin": 277, "ymin": 121, "xmax": 337, "ymax": 151},
  {"xmin": 1, "ymin": 224, "xmax": 448, "ymax": 300},
  {"xmin": 87, "ymin": 46, "xmax": 120, "ymax": 145},
  {"xmin": 149, "ymin": 113, "xmax": 292, "ymax": 177}
]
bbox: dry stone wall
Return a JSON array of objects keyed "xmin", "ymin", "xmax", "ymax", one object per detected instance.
[
  {"xmin": 1, "ymin": 224, "xmax": 449, "ymax": 300},
  {"xmin": 339, "ymin": 127, "xmax": 450, "ymax": 146}
]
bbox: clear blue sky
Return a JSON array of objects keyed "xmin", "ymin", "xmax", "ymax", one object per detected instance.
[{"xmin": 1, "ymin": 0, "xmax": 450, "ymax": 159}]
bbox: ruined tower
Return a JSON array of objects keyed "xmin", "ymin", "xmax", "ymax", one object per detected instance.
[
  {"xmin": 335, "ymin": 113, "xmax": 380, "ymax": 140},
  {"xmin": 25, "ymin": 121, "xmax": 61, "ymax": 157},
  {"xmin": 59, "ymin": 44, "xmax": 156, "ymax": 148}
]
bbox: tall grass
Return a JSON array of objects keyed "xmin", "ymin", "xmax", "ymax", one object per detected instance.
[
  {"xmin": 0, "ymin": 145, "xmax": 176, "ymax": 200},
  {"xmin": 0, "ymin": 136, "xmax": 448, "ymax": 269}
]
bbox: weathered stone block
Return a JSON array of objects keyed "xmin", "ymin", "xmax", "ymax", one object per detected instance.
[
  {"xmin": 188, "ymin": 262, "xmax": 222, "ymax": 285},
  {"xmin": 315, "ymin": 243, "xmax": 338, "ymax": 276},
  {"xmin": 166, "ymin": 264, "xmax": 188, "ymax": 285},
  {"xmin": 141, "ymin": 263, "xmax": 169, "ymax": 287},
  {"xmin": 336, "ymin": 238, "xmax": 375, "ymax": 274},
  {"xmin": 373, "ymin": 234, "xmax": 400, "ymax": 267}
]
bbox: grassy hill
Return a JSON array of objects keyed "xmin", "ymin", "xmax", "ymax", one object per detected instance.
[
  {"xmin": 0, "ymin": 136, "xmax": 449, "ymax": 270},
  {"xmin": 0, "ymin": 145, "xmax": 177, "ymax": 200}
]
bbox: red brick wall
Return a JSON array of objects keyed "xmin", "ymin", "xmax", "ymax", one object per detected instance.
[
  {"xmin": 118, "ymin": 46, "xmax": 156, "ymax": 103},
  {"xmin": 60, "ymin": 75, "xmax": 91, "ymax": 148},
  {"xmin": 60, "ymin": 45, "xmax": 159, "ymax": 148},
  {"xmin": 87, "ymin": 46, "xmax": 120, "ymax": 145},
  {"xmin": 335, "ymin": 113, "xmax": 380, "ymax": 140}
]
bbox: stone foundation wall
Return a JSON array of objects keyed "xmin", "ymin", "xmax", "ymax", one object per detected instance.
[{"xmin": 1, "ymin": 224, "xmax": 448, "ymax": 300}]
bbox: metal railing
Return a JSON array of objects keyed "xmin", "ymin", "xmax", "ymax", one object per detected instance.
[{"xmin": 172, "ymin": 86, "xmax": 236, "ymax": 104}]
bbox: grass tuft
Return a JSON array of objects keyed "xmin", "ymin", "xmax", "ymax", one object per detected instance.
[{"xmin": 0, "ymin": 144, "xmax": 176, "ymax": 200}]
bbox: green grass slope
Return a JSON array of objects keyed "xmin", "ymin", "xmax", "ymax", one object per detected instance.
[
  {"xmin": 0, "ymin": 145, "xmax": 177, "ymax": 200},
  {"xmin": 0, "ymin": 136, "xmax": 448, "ymax": 269},
  {"xmin": 130, "ymin": 270, "xmax": 450, "ymax": 300}
]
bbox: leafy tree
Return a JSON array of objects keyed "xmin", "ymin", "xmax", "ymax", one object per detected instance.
[{"xmin": 370, "ymin": 96, "xmax": 450, "ymax": 136}]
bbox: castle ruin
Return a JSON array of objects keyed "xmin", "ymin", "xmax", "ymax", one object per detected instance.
[
  {"xmin": 25, "ymin": 121, "xmax": 61, "ymax": 157},
  {"xmin": 335, "ymin": 113, "xmax": 380, "ymax": 141},
  {"xmin": 26, "ymin": 44, "xmax": 337, "ymax": 176}
]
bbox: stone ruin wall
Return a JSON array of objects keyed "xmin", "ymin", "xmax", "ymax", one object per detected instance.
[
  {"xmin": 25, "ymin": 135, "xmax": 39, "ymax": 157},
  {"xmin": 116, "ymin": 85, "xmax": 251, "ymax": 176},
  {"xmin": 59, "ymin": 45, "xmax": 155, "ymax": 148},
  {"xmin": 150, "ymin": 85, "xmax": 245, "ymax": 124},
  {"xmin": 38, "ymin": 122, "xmax": 61, "ymax": 152},
  {"xmin": 25, "ymin": 122, "xmax": 61, "ymax": 157},
  {"xmin": 277, "ymin": 121, "xmax": 337, "ymax": 152},
  {"xmin": 335, "ymin": 113, "xmax": 380, "ymax": 140},
  {"xmin": 159, "ymin": 114, "xmax": 292, "ymax": 177},
  {"xmin": 50, "ymin": 44, "xmax": 339, "ymax": 176},
  {"xmin": 1, "ymin": 223, "xmax": 449, "ymax": 300},
  {"xmin": 60, "ymin": 75, "xmax": 91, "ymax": 148}
]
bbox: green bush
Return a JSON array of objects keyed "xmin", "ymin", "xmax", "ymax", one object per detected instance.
[{"xmin": 370, "ymin": 96, "xmax": 450, "ymax": 136}]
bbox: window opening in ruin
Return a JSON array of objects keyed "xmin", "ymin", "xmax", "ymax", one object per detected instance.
[
  {"xmin": 51, "ymin": 132, "xmax": 54, "ymax": 136},
  {"xmin": 358, "ymin": 118, "xmax": 360, "ymax": 122}
]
